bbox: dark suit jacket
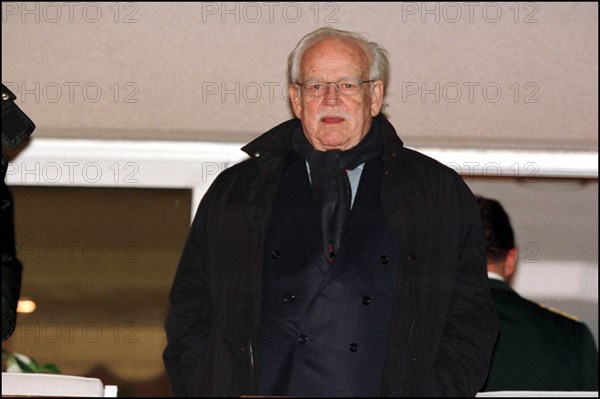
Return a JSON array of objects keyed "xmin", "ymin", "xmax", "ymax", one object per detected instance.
[
  {"xmin": 163, "ymin": 114, "xmax": 499, "ymax": 396},
  {"xmin": 482, "ymin": 278, "xmax": 598, "ymax": 391},
  {"xmin": 257, "ymin": 153, "xmax": 402, "ymax": 396}
]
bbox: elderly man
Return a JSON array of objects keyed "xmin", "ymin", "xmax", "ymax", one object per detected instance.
[{"xmin": 163, "ymin": 27, "xmax": 498, "ymax": 397}]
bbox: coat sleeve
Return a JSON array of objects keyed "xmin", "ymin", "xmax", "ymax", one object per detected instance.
[
  {"xmin": 434, "ymin": 187, "xmax": 499, "ymax": 396},
  {"xmin": 163, "ymin": 189, "xmax": 213, "ymax": 397},
  {"xmin": 579, "ymin": 323, "xmax": 599, "ymax": 390}
]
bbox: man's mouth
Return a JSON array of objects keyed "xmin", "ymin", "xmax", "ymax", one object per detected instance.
[{"xmin": 321, "ymin": 117, "xmax": 344, "ymax": 124}]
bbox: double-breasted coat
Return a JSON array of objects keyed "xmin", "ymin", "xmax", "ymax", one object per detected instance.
[{"xmin": 163, "ymin": 114, "xmax": 499, "ymax": 397}]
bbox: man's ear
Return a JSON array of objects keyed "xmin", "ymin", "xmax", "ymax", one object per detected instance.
[
  {"xmin": 370, "ymin": 80, "xmax": 384, "ymax": 116},
  {"xmin": 504, "ymin": 247, "xmax": 518, "ymax": 279},
  {"xmin": 289, "ymin": 84, "xmax": 302, "ymax": 119}
]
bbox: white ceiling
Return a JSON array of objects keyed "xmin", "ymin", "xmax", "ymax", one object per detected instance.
[{"xmin": 2, "ymin": 2, "xmax": 598, "ymax": 150}]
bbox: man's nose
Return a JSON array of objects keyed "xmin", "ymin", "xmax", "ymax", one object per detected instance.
[{"xmin": 323, "ymin": 83, "xmax": 341, "ymax": 104}]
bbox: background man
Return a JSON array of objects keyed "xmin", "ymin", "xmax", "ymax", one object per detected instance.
[{"xmin": 476, "ymin": 195, "xmax": 598, "ymax": 392}]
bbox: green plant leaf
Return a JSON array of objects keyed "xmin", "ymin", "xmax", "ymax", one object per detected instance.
[
  {"xmin": 2, "ymin": 349, "xmax": 61, "ymax": 374},
  {"xmin": 40, "ymin": 364, "xmax": 62, "ymax": 374}
]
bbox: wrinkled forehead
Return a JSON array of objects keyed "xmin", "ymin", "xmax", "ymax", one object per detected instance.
[{"xmin": 299, "ymin": 38, "xmax": 370, "ymax": 80}]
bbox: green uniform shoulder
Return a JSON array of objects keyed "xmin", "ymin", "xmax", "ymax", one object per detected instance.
[{"xmin": 536, "ymin": 302, "xmax": 580, "ymax": 322}]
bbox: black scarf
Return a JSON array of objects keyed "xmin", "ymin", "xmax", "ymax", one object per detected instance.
[{"xmin": 291, "ymin": 118, "xmax": 383, "ymax": 265}]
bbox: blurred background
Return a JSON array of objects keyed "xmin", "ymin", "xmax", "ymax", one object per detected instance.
[{"xmin": 2, "ymin": 2, "xmax": 597, "ymax": 396}]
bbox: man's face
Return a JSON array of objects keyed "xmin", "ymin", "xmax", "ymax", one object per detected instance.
[{"xmin": 289, "ymin": 38, "xmax": 384, "ymax": 151}]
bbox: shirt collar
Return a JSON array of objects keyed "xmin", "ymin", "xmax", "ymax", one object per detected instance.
[{"xmin": 487, "ymin": 271, "xmax": 505, "ymax": 281}]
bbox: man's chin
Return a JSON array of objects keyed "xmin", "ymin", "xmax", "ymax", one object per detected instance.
[{"xmin": 316, "ymin": 134, "xmax": 354, "ymax": 151}]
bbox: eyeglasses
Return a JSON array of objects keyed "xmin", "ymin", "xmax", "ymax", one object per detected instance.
[{"xmin": 296, "ymin": 78, "xmax": 374, "ymax": 97}]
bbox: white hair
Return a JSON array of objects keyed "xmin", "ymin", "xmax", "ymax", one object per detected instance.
[{"xmin": 288, "ymin": 26, "xmax": 390, "ymax": 89}]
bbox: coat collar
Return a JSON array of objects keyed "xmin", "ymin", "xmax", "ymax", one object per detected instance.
[
  {"xmin": 241, "ymin": 114, "xmax": 404, "ymax": 162},
  {"xmin": 488, "ymin": 278, "xmax": 515, "ymax": 293}
]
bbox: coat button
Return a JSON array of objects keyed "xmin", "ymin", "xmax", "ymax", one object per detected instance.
[
  {"xmin": 408, "ymin": 253, "xmax": 416, "ymax": 262},
  {"xmin": 298, "ymin": 334, "xmax": 307, "ymax": 344},
  {"xmin": 380, "ymin": 255, "xmax": 388, "ymax": 265},
  {"xmin": 362, "ymin": 296, "xmax": 371, "ymax": 305},
  {"xmin": 271, "ymin": 250, "xmax": 280, "ymax": 259},
  {"xmin": 284, "ymin": 294, "xmax": 295, "ymax": 303},
  {"xmin": 349, "ymin": 343, "xmax": 358, "ymax": 352}
]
